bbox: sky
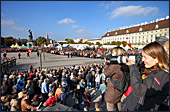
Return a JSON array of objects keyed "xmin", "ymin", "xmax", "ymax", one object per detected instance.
[{"xmin": 1, "ymin": 1, "xmax": 169, "ymax": 41}]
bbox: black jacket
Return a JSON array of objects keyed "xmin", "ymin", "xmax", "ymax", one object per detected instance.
[
  {"xmin": 73, "ymin": 89, "xmax": 88, "ymax": 103},
  {"xmin": 86, "ymin": 73, "xmax": 92, "ymax": 82},
  {"xmin": 121, "ymin": 64, "xmax": 169, "ymax": 111}
]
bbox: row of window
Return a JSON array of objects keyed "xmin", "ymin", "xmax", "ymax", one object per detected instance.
[
  {"xmin": 102, "ymin": 35, "xmax": 158, "ymax": 44},
  {"xmin": 107, "ymin": 27, "xmax": 168, "ymax": 36}
]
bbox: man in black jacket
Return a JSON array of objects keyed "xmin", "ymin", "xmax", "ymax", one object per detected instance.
[{"xmin": 86, "ymin": 71, "xmax": 92, "ymax": 89}]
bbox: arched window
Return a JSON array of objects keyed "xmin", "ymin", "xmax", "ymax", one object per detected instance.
[
  {"xmin": 107, "ymin": 34, "xmax": 110, "ymax": 36},
  {"xmin": 115, "ymin": 32, "xmax": 118, "ymax": 35}
]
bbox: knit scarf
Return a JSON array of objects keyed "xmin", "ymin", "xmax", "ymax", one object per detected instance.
[{"xmin": 142, "ymin": 64, "xmax": 159, "ymax": 80}]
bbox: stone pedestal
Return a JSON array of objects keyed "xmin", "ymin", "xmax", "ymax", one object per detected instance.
[{"xmin": 27, "ymin": 41, "xmax": 34, "ymax": 49}]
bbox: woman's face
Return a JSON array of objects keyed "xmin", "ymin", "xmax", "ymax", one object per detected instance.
[{"xmin": 142, "ymin": 51, "xmax": 158, "ymax": 68}]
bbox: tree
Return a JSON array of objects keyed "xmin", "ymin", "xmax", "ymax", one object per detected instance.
[
  {"xmin": 36, "ymin": 36, "xmax": 46, "ymax": 46},
  {"xmin": 121, "ymin": 41, "xmax": 127, "ymax": 47},
  {"xmin": 21, "ymin": 40, "xmax": 27, "ymax": 46},
  {"xmin": 1, "ymin": 37, "xmax": 4, "ymax": 45},
  {"xmin": 46, "ymin": 40, "xmax": 51, "ymax": 45},
  {"xmin": 3, "ymin": 37, "xmax": 15, "ymax": 47},
  {"xmin": 65, "ymin": 38, "xmax": 74, "ymax": 44},
  {"xmin": 116, "ymin": 41, "xmax": 121, "ymax": 46},
  {"xmin": 33, "ymin": 40, "xmax": 37, "ymax": 46},
  {"xmin": 16, "ymin": 41, "xmax": 22, "ymax": 46},
  {"xmin": 103, "ymin": 42, "xmax": 111, "ymax": 45},
  {"xmin": 96, "ymin": 42, "xmax": 102, "ymax": 47},
  {"xmin": 111, "ymin": 41, "xmax": 116, "ymax": 45}
]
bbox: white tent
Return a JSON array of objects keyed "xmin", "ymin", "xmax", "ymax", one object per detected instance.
[
  {"xmin": 120, "ymin": 44, "xmax": 124, "ymax": 48},
  {"xmin": 124, "ymin": 45, "xmax": 130, "ymax": 51},
  {"xmin": 11, "ymin": 44, "xmax": 15, "ymax": 47},
  {"xmin": 15, "ymin": 43, "xmax": 19, "ymax": 47},
  {"xmin": 138, "ymin": 45, "xmax": 143, "ymax": 49}
]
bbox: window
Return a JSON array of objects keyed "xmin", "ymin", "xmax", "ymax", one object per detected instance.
[
  {"xmin": 115, "ymin": 32, "xmax": 118, "ymax": 35},
  {"xmin": 107, "ymin": 34, "xmax": 110, "ymax": 36},
  {"xmin": 139, "ymin": 27, "xmax": 143, "ymax": 32},
  {"xmin": 126, "ymin": 30, "xmax": 129, "ymax": 33},
  {"xmin": 155, "ymin": 24, "xmax": 159, "ymax": 29}
]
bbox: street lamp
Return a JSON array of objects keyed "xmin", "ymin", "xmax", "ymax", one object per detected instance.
[{"xmin": 38, "ymin": 48, "xmax": 42, "ymax": 70}]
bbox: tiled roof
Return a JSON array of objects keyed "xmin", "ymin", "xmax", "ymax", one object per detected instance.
[{"xmin": 102, "ymin": 19, "xmax": 169, "ymax": 38}]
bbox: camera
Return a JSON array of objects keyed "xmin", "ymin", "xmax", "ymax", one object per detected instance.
[{"xmin": 104, "ymin": 53, "xmax": 142, "ymax": 65}]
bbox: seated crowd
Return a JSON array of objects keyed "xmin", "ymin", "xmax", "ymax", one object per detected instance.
[{"xmin": 1, "ymin": 62, "xmax": 106, "ymax": 111}]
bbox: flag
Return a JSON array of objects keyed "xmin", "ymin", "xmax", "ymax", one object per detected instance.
[
  {"xmin": 3, "ymin": 51, "xmax": 7, "ymax": 55},
  {"xmin": 28, "ymin": 49, "xmax": 32, "ymax": 54},
  {"xmin": 19, "ymin": 51, "xmax": 22, "ymax": 56}
]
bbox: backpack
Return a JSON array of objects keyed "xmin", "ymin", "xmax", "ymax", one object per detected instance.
[{"xmin": 110, "ymin": 63, "xmax": 130, "ymax": 93}]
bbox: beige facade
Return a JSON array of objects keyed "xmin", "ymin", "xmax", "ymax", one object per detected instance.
[
  {"xmin": 102, "ymin": 18, "xmax": 169, "ymax": 48},
  {"xmin": 88, "ymin": 39, "xmax": 102, "ymax": 44}
]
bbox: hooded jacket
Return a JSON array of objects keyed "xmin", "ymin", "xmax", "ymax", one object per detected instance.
[{"xmin": 104, "ymin": 64, "xmax": 124, "ymax": 104}]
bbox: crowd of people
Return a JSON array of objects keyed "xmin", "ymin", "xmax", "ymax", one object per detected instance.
[
  {"xmin": 1, "ymin": 61, "xmax": 108, "ymax": 111},
  {"xmin": 1, "ymin": 41, "xmax": 169, "ymax": 111}
]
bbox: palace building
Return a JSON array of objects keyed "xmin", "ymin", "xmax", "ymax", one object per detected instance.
[{"xmin": 101, "ymin": 16, "xmax": 169, "ymax": 48}]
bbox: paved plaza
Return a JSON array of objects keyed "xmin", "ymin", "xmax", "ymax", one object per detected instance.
[{"xmin": 3, "ymin": 52, "xmax": 104, "ymax": 72}]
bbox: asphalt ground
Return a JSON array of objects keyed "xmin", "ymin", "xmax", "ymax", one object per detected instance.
[{"xmin": 2, "ymin": 52, "xmax": 104, "ymax": 72}]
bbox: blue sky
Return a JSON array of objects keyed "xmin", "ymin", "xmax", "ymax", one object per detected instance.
[{"xmin": 1, "ymin": 1, "xmax": 169, "ymax": 41}]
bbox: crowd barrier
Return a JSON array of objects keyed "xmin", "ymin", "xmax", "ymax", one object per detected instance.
[{"xmin": 1, "ymin": 56, "xmax": 17, "ymax": 72}]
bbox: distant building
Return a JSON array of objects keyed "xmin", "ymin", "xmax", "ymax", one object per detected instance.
[
  {"xmin": 88, "ymin": 39, "xmax": 102, "ymax": 44},
  {"xmin": 73, "ymin": 38, "xmax": 83, "ymax": 43},
  {"xmin": 46, "ymin": 32, "xmax": 49, "ymax": 41},
  {"xmin": 101, "ymin": 16, "xmax": 169, "ymax": 48}
]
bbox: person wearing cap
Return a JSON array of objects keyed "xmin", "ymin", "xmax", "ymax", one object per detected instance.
[
  {"xmin": 37, "ymin": 66, "xmax": 41, "ymax": 72},
  {"xmin": 21, "ymin": 93, "xmax": 38, "ymax": 111}
]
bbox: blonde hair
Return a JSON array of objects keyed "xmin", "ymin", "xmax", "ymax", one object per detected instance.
[
  {"xmin": 112, "ymin": 47, "xmax": 126, "ymax": 56},
  {"xmin": 143, "ymin": 41, "xmax": 169, "ymax": 73},
  {"xmin": 48, "ymin": 92, "xmax": 53, "ymax": 97}
]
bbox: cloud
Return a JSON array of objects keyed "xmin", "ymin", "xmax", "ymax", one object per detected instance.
[
  {"xmin": 57, "ymin": 18, "xmax": 76, "ymax": 24},
  {"xmin": 1, "ymin": 19, "xmax": 25, "ymax": 31},
  {"xmin": 109, "ymin": 5, "xmax": 159, "ymax": 18},
  {"xmin": 77, "ymin": 29, "xmax": 88, "ymax": 34},
  {"xmin": 100, "ymin": 1, "xmax": 124, "ymax": 9},
  {"xmin": 72, "ymin": 25, "xmax": 79, "ymax": 28}
]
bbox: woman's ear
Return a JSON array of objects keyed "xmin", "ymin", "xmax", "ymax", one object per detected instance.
[{"xmin": 155, "ymin": 57, "xmax": 159, "ymax": 63}]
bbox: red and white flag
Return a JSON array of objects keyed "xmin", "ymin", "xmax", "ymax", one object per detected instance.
[
  {"xmin": 28, "ymin": 49, "xmax": 32, "ymax": 54},
  {"xmin": 3, "ymin": 51, "xmax": 7, "ymax": 55}
]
